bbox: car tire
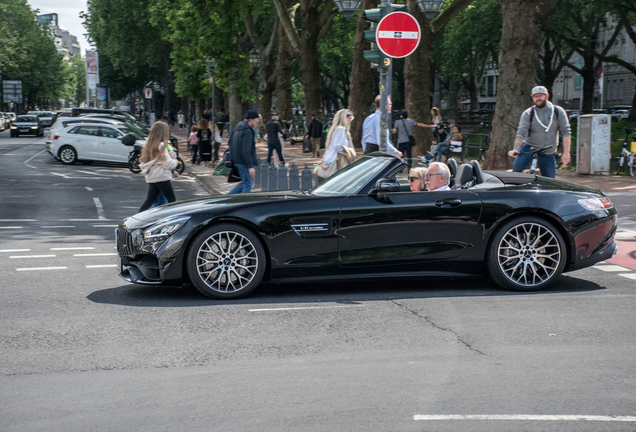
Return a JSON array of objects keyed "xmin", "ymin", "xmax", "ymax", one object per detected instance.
[
  {"xmin": 187, "ymin": 223, "xmax": 266, "ymax": 299},
  {"xmin": 487, "ymin": 216, "xmax": 566, "ymax": 292},
  {"xmin": 59, "ymin": 145, "xmax": 78, "ymax": 165}
]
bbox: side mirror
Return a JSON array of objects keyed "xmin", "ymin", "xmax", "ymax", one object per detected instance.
[
  {"xmin": 369, "ymin": 177, "xmax": 400, "ymax": 197},
  {"xmin": 121, "ymin": 134, "xmax": 136, "ymax": 146}
]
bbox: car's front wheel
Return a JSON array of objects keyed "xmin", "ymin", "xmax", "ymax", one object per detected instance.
[
  {"xmin": 59, "ymin": 146, "xmax": 78, "ymax": 164},
  {"xmin": 488, "ymin": 217, "xmax": 566, "ymax": 291},
  {"xmin": 187, "ymin": 223, "xmax": 266, "ymax": 299}
]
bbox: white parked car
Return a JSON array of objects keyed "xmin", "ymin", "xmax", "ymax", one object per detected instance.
[
  {"xmin": 47, "ymin": 117, "xmax": 126, "ymax": 147},
  {"xmin": 48, "ymin": 123, "xmax": 146, "ymax": 164},
  {"xmin": 612, "ymin": 110, "xmax": 631, "ymax": 122}
]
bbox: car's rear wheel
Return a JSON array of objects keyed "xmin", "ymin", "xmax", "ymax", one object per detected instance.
[
  {"xmin": 187, "ymin": 223, "xmax": 266, "ymax": 299},
  {"xmin": 488, "ymin": 216, "xmax": 566, "ymax": 291},
  {"xmin": 59, "ymin": 146, "xmax": 78, "ymax": 164}
]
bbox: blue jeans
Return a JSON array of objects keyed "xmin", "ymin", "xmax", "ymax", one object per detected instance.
[
  {"xmin": 425, "ymin": 142, "xmax": 448, "ymax": 161},
  {"xmin": 512, "ymin": 144, "xmax": 557, "ymax": 178},
  {"xmin": 228, "ymin": 163, "xmax": 252, "ymax": 194},
  {"xmin": 152, "ymin": 191, "xmax": 167, "ymax": 207}
]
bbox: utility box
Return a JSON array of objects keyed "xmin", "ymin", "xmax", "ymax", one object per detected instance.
[{"xmin": 577, "ymin": 114, "xmax": 611, "ymax": 175}]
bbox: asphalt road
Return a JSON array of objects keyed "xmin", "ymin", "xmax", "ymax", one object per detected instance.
[{"xmin": 1, "ymin": 129, "xmax": 635, "ymax": 432}]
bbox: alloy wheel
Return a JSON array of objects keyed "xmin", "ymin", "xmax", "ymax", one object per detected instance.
[
  {"xmin": 196, "ymin": 230, "xmax": 259, "ymax": 294},
  {"xmin": 496, "ymin": 222, "xmax": 562, "ymax": 288}
]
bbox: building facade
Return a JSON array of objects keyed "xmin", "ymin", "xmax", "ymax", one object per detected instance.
[{"xmin": 36, "ymin": 13, "xmax": 81, "ymax": 59}]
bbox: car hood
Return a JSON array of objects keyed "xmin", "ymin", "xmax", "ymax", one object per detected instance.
[
  {"xmin": 124, "ymin": 190, "xmax": 312, "ymax": 228},
  {"xmin": 13, "ymin": 122, "xmax": 38, "ymax": 125}
]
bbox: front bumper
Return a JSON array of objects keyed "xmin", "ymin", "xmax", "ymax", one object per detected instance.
[{"xmin": 116, "ymin": 223, "xmax": 193, "ymax": 286}]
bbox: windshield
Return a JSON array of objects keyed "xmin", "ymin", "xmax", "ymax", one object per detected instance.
[
  {"xmin": 311, "ymin": 156, "xmax": 394, "ymax": 196},
  {"xmin": 16, "ymin": 116, "xmax": 38, "ymax": 122},
  {"xmin": 119, "ymin": 125, "xmax": 147, "ymax": 140}
]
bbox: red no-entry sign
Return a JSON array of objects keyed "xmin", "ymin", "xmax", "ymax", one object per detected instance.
[{"xmin": 376, "ymin": 11, "xmax": 421, "ymax": 58}]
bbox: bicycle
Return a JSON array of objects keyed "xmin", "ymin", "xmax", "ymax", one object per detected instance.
[
  {"xmin": 513, "ymin": 146, "xmax": 545, "ymax": 175},
  {"xmin": 615, "ymin": 127, "xmax": 635, "ymax": 176},
  {"xmin": 478, "ymin": 122, "xmax": 491, "ymax": 161}
]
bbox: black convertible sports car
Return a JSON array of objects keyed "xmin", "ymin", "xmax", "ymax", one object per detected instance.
[{"xmin": 116, "ymin": 153, "xmax": 617, "ymax": 299}]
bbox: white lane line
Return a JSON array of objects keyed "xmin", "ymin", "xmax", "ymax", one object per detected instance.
[
  {"xmin": 86, "ymin": 264, "xmax": 118, "ymax": 268},
  {"xmin": 16, "ymin": 267, "xmax": 67, "ymax": 272},
  {"xmin": 0, "ymin": 219, "xmax": 37, "ymax": 222},
  {"xmin": 413, "ymin": 414, "xmax": 636, "ymax": 422},
  {"xmin": 24, "ymin": 164, "xmax": 37, "ymax": 169},
  {"xmin": 77, "ymin": 170, "xmax": 109, "ymax": 177},
  {"xmin": 66, "ymin": 219, "xmax": 112, "ymax": 221},
  {"xmin": 0, "ymin": 249, "xmax": 31, "ymax": 253},
  {"xmin": 92, "ymin": 225, "xmax": 118, "ymax": 228},
  {"xmin": 23, "ymin": 149, "xmax": 46, "ymax": 164},
  {"xmin": 41, "ymin": 226, "xmax": 76, "ymax": 228},
  {"xmin": 594, "ymin": 265, "xmax": 631, "ymax": 272},
  {"xmin": 619, "ymin": 273, "xmax": 636, "ymax": 280},
  {"xmin": 249, "ymin": 305, "xmax": 364, "ymax": 312},
  {"xmin": 51, "ymin": 247, "xmax": 95, "ymax": 250},
  {"xmin": 0, "ymin": 227, "xmax": 22, "ymax": 230},
  {"xmin": 85, "ymin": 187, "xmax": 93, "ymax": 191},
  {"xmin": 93, "ymin": 197, "xmax": 106, "ymax": 220},
  {"xmin": 50, "ymin": 172, "xmax": 70, "ymax": 178},
  {"xmin": 10, "ymin": 255, "xmax": 56, "ymax": 259},
  {"xmin": 73, "ymin": 253, "xmax": 117, "ymax": 257}
]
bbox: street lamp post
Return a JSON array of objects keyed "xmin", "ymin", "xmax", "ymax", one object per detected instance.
[
  {"xmin": 333, "ymin": 0, "xmax": 363, "ymax": 19},
  {"xmin": 415, "ymin": 0, "xmax": 445, "ymax": 20},
  {"xmin": 205, "ymin": 57, "xmax": 216, "ymax": 126}
]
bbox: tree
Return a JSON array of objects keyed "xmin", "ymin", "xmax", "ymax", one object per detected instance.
[
  {"xmin": 483, "ymin": 0, "xmax": 563, "ymax": 170},
  {"xmin": 67, "ymin": 54, "xmax": 86, "ymax": 107},
  {"xmin": 271, "ymin": 0, "xmax": 336, "ymax": 122}
]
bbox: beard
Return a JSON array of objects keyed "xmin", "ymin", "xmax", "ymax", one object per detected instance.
[{"xmin": 535, "ymin": 99, "xmax": 547, "ymax": 108}]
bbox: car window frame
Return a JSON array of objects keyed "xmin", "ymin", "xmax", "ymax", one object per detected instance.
[{"xmin": 99, "ymin": 126, "xmax": 123, "ymax": 139}]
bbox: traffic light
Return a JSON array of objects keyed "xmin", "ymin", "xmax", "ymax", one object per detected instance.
[{"xmin": 362, "ymin": 2, "xmax": 393, "ymax": 67}]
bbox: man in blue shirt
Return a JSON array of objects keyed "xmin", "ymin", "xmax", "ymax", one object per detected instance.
[{"xmin": 361, "ymin": 95, "xmax": 402, "ymax": 157}]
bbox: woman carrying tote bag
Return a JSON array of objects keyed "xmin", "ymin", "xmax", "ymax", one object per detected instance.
[{"xmin": 314, "ymin": 109, "xmax": 356, "ymax": 179}]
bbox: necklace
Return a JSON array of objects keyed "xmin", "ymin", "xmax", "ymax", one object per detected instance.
[{"xmin": 534, "ymin": 102, "xmax": 554, "ymax": 133}]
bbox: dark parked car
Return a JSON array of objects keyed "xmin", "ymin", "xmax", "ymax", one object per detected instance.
[
  {"xmin": 116, "ymin": 154, "xmax": 617, "ymax": 299},
  {"xmin": 10, "ymin": 115, "xmax": 44, "ymax": 137},
  {"xmin": 27, "ymin": 111, "xmax": 56, "ymax": 127}
]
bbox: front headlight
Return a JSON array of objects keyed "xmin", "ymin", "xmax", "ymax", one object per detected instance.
[
  {"xmin": 578, "ymin": 197, "xmax": 613, "ymax": 210},
  {"xmin": 31, "ymin": 126, "xmax": 38, "ymax": 129},
  {"xmin": 143, "ymin": 216, "xmax": 191, "ymax": 242},
  {"xmin": 10, "ymin": 126, "xmax": 16, "ymax": 129}
]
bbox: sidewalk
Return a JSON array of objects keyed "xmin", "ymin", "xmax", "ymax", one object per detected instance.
[{"xmin": 172, "ymin": 124, "xmax": 636, "ymax": 195}]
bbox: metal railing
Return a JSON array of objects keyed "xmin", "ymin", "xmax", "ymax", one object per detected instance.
[{"xmin": 253, "ymin": 159, "xmax": 316, "ymax": 191}]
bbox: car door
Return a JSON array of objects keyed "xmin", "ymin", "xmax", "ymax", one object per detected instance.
[
  {"xmin": 67, "ymin": 126, "xmax": 100, "ymax": 159},
  {"xmin": 98, "ymin": 126, "xmax": 127, "ymax": 162},
  {"xmin": 338, "ymin": 189, "xmax": 481, "ymax": 271}
]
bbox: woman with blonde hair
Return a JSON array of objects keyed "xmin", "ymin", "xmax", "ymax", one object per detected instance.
[
  {"xmin": 138, "ymin": 121, "xmax": 178, "ymax": 212},
  {"xmin": 314, "ymin": 109, "xmax": 356, "ymax": 179},
  {"xmin": 408, "ymin": 166, "xmax": 428, "ymax": 192}
]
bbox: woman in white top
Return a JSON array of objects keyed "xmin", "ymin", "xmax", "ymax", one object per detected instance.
[
  {"xmin": 138, "ymin": 121, "xmax": 178, "ymax": 212},
  {"xmin": 315, "ymin": 109, "xmax": 356, "ymax": 178}
]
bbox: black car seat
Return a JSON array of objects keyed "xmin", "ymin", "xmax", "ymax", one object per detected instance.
[
  {"xmin": 447, "ymin": 158, "xmax": 458, "ymax": 188},
  {"xmin": 453, "ymin": 163, "xmax": 474, "ymax": 189},
  {"xmin": 470, "ymin": 160, "xmax": 484, "ymax": 184}
]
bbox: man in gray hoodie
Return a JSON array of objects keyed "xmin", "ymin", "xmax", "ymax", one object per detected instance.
[
  {"xmin": 508, "ymin": 86, "xmax": 571, "ymax": 178},
  {"xmin": 228, "ymin": 110, "xmax": 259, "ymax": 194}
]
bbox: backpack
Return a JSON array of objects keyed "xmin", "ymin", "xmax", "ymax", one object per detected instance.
[
  {"xmin": 223, "ymin": 148, "xmax": 233, "ymax": 168},
  {"xmin": 528, "ymin": 105, "xmax": 560, "ymax": 137}
]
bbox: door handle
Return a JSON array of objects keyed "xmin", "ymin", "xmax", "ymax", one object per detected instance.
[{"xmin": 435, "ymin": 198, "xmax": 462, "ymax": 208}]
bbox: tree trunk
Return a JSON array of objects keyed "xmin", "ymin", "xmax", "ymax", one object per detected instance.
[
  {"xmin": 298, "ymin": 1, "xmax": 326, "ymax": 121},
  {"xmin": 446, "ymin": 77, "xmax": 458, "ymax": 123},
  {"xmin": 484, "ymin": 0, "xmax": 562, "ymax": 170},
  {"xmin": 405, "ymin": 0, "xmax": 434, "ymax": 157},
  {"xmin": 228, "ymin": 79, "xmax": 243, "ymax": 130},
  {"xmin": 348, "ymin": 0, "xmax": 377, "ymax": 149},
  {"xmin": 275, "ymin": 21, "xmax": 293, "ymax": 123}
]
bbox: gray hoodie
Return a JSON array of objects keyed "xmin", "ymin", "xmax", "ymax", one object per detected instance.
[{"xmin": 515, "ymin": 101, "xmax": 571, "ymax": 155}]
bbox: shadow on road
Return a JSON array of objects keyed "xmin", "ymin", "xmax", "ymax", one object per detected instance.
[{"xmin": 87, "ymin": 274, "xmax": 605, "ymax": 308}]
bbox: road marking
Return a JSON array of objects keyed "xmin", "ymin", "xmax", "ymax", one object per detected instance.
[
  {"xmin": 50, "ymin": 172, "xmax": 70, "ymax": 178},
  {"xmin": 78, "ymin": 170, "xmax": 109, "ymax": 177},
  {"xmin": 92, "ymin": 224, "xmax": 118, "ymax": 228},
  {"xmin": 73, "ymin": 253, "xmax": 117, "ymax": 257},
  {"xmin": 413, "ymin": 414, "xmax": 636, "ymax": 422},
  {"xmin": 66, "ymin": 219, "xmax": 112, "ymax": 221},
  {"xmin": 249, "ymin": 305, "xmax": 364, "ymax": 312},
  {"xmin": 24, "ymin": 164, "xmax": 37, "ymax": 169},
  {"xmin": 86, "ymin": 264, "xmax": 118, "ymax": 268},
  {"xmin": 10, "ymin": 255, "xmax": 56, "ymax": 259},
  {"xmin": 23, "ymin": 149, "xmax": 45, "ymax": 164},
  {"xmin": 0, "ymin": 227, "xmax": 22, "ymax": 229},
  {"xmin": 41, "ymin": 226, "xmax": 76, "ymax": 228},
  {"xmin": 619, "ymin": 273, "xmax": 636, "ymax": 280},
  {"xmin": 16, "ymin": 266, "xmax": 67, "ymax": 272},
  {"xmin": 93, "ymin": 197, "xmax": 106, "ymax": 219},
  {"xmin": 594, "ymin": 264, "xmax": 630, "ymax": 272},
  {"xmin": 0, "ymin": 219, "xmax": 37, "ymax": 222},
  {"xmin": 51, "ymin": 247, "xmax": 95, "ymax": 250},
  {"xmin": 85, "ymin": 187, "xmax": 93, "ymax": 191},
  {"xmin": 0, "ymin": 249, "xmax": 31, "ymax": 253}
]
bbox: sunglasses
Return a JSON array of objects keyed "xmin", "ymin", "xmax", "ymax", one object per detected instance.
[
  {"xmin": 408, "ymin": 176, "xmax": 419, "ymax": 182},
  {"xmin": 346, "ymin": 113, "xmax": 353, "ymax": 118},
  {"xmin": 425, "ymin": 173, "xmax": 442, "ymax": 180}
]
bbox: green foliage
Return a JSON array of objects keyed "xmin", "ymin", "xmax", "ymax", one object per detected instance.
[{"xmin": 0, "ymin": 0, "xmax": 72, "ymax": 106}]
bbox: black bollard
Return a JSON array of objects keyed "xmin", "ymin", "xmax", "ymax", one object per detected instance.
[
  {"xmin": 278, "ymin": 164, "xmax": 288, "ymax": 191},
  {"xmin": 260, "ymin": 160, "xmax": 269, "ymax": 192},
  {"xmin": 268, "ymin": 164, "xmax": 278, "ymax": 191},
  {"xmin": 289, "ymin": 163, "xmax": 299, "ymax": 190},
  {"xmin": 301, "ymin": 164, "xmax": 313, "ymax": 190}
]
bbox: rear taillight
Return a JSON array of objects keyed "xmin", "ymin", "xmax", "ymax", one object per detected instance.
[{"xmin": 53, "ymin": 135, "xmax": 59, "ymax": 140}]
